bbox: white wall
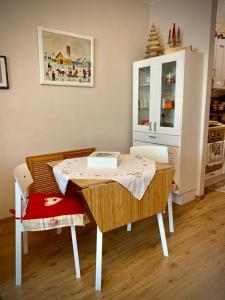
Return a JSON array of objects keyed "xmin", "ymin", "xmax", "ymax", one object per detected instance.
[
  {"xmin": 0, "ymin": 0, "xmax": 150, "ymax": 218},
  {"xmin": 149, "ymin": 0, "xmax": 217, "ymax": 196}
]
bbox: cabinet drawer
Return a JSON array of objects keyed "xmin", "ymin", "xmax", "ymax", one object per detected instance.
[{"xmin": 133, "ymin": 131, "xmax": 181, "ymax": 147}]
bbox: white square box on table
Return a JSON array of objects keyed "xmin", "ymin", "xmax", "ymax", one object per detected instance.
[{"xmin": 87, "ymin": 151, "xmax": 120, "ymax": 168}]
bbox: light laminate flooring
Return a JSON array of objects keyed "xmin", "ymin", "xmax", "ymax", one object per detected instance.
[{"xmin": 0, "ymin": 189, "xmax": 225, "ymax": 300}]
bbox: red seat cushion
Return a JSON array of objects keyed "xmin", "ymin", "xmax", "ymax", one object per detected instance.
[
  {"xmin": 23, "ymin": 192, "xmax": 84, "ymax": 220},
  {"xmin": 9, "ymin": 208, "xmax": 16, "ymax": 215}
]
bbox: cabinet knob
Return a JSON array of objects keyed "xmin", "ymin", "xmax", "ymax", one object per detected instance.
[
  {"xmin": 149, "ymin": 122, "xmax": 152, "ymax": 131},
  {"xmin": 154, "ymin": 122, "xmax": 157, "ymax": 132}
]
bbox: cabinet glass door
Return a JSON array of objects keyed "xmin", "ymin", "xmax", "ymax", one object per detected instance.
[
  {"xmin": 138, "ymin": 66, "xmax": 150, "ymax": 127},
  {"xmin": 160, "ymin": 61, "xmax": 176, "ymax": 128},
  {"xmin": 213, "ymin": 39, "xmax": 225, "ymax": 88}
]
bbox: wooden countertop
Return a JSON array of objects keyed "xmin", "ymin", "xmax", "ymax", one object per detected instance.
[{"xmin": 208, "ymin": 124, "xmax": 225, "ymax": 131}]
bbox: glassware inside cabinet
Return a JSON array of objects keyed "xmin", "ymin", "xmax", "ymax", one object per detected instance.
[
  {"xmin": 138, "ymin": 66, "xmax": 150, "ymax": 126},
  {"xmin": 160, "ymin": 61, "xmax": 176, "ymax": 128}
]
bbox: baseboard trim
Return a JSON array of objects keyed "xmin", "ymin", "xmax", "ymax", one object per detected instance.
[
  {"xmin": 173, "ymin": 190, "xmax": 196, "ymax": 205},
  {"xmin": 195, "ymin": 195, "xmax": 205, "ymax": 200}
]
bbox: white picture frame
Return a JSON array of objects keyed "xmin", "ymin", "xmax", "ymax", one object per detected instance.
[{"xmin": 38, "ymin": 26, "xmax": 94, "ymax": 87}]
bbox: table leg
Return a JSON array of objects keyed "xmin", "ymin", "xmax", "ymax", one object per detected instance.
[
  {"xmin": 127, "ymin": 223, "xmax": 132, "ymax": 231},
  {"xmin": 168, "ymin": 192, "xmax": 174, "ymax": 233},
  {"xmin": 95, "ymin": 226, "xmax": 103, "ymax": 291},
  {"xmin": 157, "ymin": 213, "xmax": 169, "ymax": 257}
]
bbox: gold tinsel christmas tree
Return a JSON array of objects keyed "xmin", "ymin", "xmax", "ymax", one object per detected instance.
[{"xmin": 144, "ymin": 23, "xmax": 163, "ymax": 58}]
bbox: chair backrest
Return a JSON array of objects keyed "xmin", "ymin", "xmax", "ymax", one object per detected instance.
[
  {"xmin": 13, "ymin": 163, "xmax": 33, "ymax": 201},
  {"xmin": 130, "ymin": 145, "xmax": 169, "ymax": 163},
  {"xmin": 26, "ymin": 147, "xmax": 96, "ymax": 194}
]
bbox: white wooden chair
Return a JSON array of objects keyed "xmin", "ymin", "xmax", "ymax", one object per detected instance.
[
  {"xmin": 13, "ymin": 163, "xmax": 89, "ymax": 285},
  {"xmin": 127, "ymin": 145, "xmax": 174, "ymax": 233}
]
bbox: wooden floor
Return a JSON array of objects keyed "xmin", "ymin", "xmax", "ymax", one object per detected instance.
[{"xmin": 0, "ymin": 189, "xmax": 225, "ymax": 300}]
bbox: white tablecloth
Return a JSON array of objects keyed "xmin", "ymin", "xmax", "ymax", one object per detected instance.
[{"xmin": 53, "ymin": 154, "xmax": 156, "ymax": 200}]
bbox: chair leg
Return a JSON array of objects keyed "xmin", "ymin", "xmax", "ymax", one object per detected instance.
[
  {"xmin": 70, "ymin": 226, "xmax": 80, "ymax": 278},
  {"xmin": 127, "ymin": 223, "xmax": 132, "ymax": 231},
  {"xmin": 157, "ymin": 213, "xmax": 169, "ymax": 257},
  {"xmin": 95, "ymin": 226, "xmax": 103, "ymax": 291},
  {"xmin": 56, "ymin": 228, "xmax": 62, "ymax": 235},
  {"xmin": 168, "ymin": 192, "xmax": 174, "ymax": 233},
  {"xmin": 15, "ymin": 220, "xmax": 22, "ymax": 285},
  {"xmin": 23, "ymin": 231, "xmax": 28, "ymax": 254}
]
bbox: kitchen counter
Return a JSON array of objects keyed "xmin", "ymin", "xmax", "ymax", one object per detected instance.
[{"xmin": 208, "ymin": 124, "xmax": 225, "ymax": 131}]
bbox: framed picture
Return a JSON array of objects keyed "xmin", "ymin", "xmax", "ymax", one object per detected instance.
[
  {"xmin": 38, "ymin": 26, "xmax": 94, "ymax": 87},
  {"xmin": 0, "ymin": 56, "xmax": 9, "ymax": 89}
]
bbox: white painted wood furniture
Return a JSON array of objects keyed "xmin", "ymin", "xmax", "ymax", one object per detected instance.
[
  {"xmin": 133, "ymin": 50, "xmax": 203, "ymax": 205},
  {"xmin": 127, "ymin": 145, "xmax": 174, "ymax": 233},
  {"xmin": 212, "ymin": 38, "xmax": 225, "ymax": 89},
  {"xmin": 13, "ymin": 163, "xmax": 81, "ymax": 286}
]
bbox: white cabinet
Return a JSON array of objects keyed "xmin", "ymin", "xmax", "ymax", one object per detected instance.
[
  {"xmin": 133, "ymin": 50, "xmax": 203, "ymax": 205},
  {"xmin": 133, "ymin": 50, "xmax": 202, "ymax": 138},
  {"xmin": 212, "ymin": 38, "xmax": 225, "ymax": 89},
  {"xmin": 133, "ymin": 51, "xmax": 185, "ymax": 136}
]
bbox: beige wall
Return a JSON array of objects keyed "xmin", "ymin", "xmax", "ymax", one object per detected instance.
[
  {"xmin": 149, "ymin": 0, "xmax": 217, "ymax": 195},
  {"xmin": 150, "ymin": 0, "xmax": 215, "ymax": 52},
  {"xmin": 217, "ymin": 0, "xmax": 225, "ymax": 21},
  {"xmin": 0, "ymin": 0, "xmax": 217, "ymax": 218},
  {"xmin": 0, "ymin": 0, "xmax": 150, "ymax": 218}
]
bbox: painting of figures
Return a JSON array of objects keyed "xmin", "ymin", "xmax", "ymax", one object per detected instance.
[{"xmin": 38, "ymin": 27, "xmax": 94, "ymax": 87}]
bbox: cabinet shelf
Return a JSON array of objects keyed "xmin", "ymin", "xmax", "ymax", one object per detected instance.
[
  {"xmin": 162, "ymin": 83, "xmax": 176, "ymax": 87},
  {"xmin": 161, "ymin": 107, "xmax": 175, "ymax": 110},
  {"xmin": 160, "ymin": 123, "xmax": 174, "ymax": 127},
  {"xmin": 139, "ymin": 83, "xmax": 150, "ymax": 87}
]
